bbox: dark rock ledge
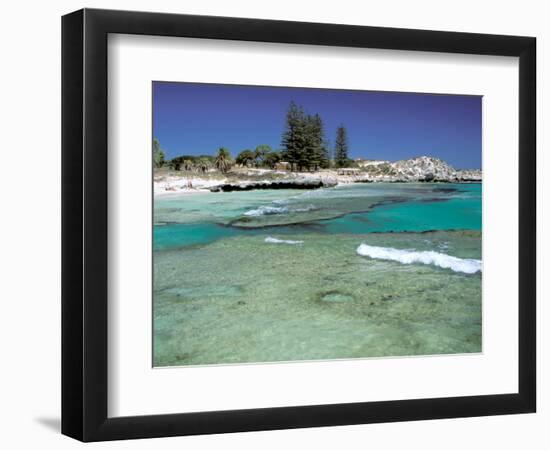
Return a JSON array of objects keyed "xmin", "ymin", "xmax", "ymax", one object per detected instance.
[{"xmin": 210, "ymin": 179, "xmax": 338, "ymax": 192}]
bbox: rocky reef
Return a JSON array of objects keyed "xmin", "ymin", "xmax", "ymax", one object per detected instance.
[
  {"xmin": 208, "ymin": 157, "xmax": 481, "ymax": 192},
  {"xmin": 357, "ymin": 156, "xmax": 482, "ymax": 182},
  {"xmin": 209, "ymin": 178, "xmax": 338, "ymax": 192}
]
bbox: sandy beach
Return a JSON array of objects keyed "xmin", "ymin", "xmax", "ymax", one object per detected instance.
[{"xmin": 154, "ymin": 176, "xmax": 226, "ymax": 197}]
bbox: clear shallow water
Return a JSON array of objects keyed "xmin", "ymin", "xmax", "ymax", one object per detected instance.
[
  {"xmin": 154, "ymin": 183, "xmax": 481, "ymax": 249},
  {"xmin": 153, "ymin": 183, "xmax": 482, "ymax": 366}
]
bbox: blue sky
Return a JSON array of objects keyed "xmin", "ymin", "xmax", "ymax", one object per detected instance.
[{"xmin": 153, "ymin": 82, "xmax": 481, "ymax": 169}]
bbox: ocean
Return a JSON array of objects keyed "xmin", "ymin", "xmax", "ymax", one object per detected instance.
[{"xmin": 153, "ymin": 183, "xmax": 482, "ymax": 366}]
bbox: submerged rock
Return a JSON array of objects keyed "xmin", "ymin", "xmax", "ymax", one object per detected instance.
[{"xmin": 210, "ymin": 178, "xmax": 337, "ymax": 192}]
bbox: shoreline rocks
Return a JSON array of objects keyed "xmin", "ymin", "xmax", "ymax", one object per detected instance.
[
  {"xmin": 155, "ymin": 156, "xmax": 481, "ymax": 195},
  {"xmin": 357, "ymin": 156, "xmax": 482, "ymax": 183},
  {"xmin": 209, "ymin": 178, "xmax": 338, "ymax": 192}
]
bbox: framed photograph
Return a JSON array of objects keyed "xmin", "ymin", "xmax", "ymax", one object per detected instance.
[{"xmin": 61, "ymin": 8, "xmax": 536, "ymax": 442}]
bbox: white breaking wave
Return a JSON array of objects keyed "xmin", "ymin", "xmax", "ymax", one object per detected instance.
[
  {"xmin": 244, "ymin": 205, "xmax": 288, "ymax": 216},
  {"xmin": 265, "ymin": 237, "xmax": 304, "ymax": 245},
  {"xmin": 356, "ymin": 244, "xmax": 481, "ymax": 274},
  {"xmin": 244, "ymin": 204, "xmax": 316, "ymax": 217}
]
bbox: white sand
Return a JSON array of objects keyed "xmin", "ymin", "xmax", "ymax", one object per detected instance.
[
  {"xmin": 154, "ymin": 176, "xmax": 226, "ymax": 197},
  {"xmin": 153, "ymin": 170, "xmax": 358, "ymax": 197}
]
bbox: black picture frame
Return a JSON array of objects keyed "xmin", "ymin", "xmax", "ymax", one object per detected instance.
[{"xmin": 62, "ymin": 8, "xmax": 536, "ymax": 442}]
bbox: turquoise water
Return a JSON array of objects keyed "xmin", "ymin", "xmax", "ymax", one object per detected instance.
[
  {"xmin": 325, "ymin": 192, "xmax": 481, "ymax": 234},
  {"xmin": 153, "ymin": 183, "xmax": 482, "ymax": 366},
  {"xmin": 154, "ymin": 183, "xmax": 481, "ymax": 250}
]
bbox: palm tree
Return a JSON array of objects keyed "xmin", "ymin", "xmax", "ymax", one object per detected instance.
[
  {"xmin": 214, "ymin": 147, "xmax": 232, "ymax": 173},
  {"xmin": 182, "ymin": 159, "xmax": 193, "ymax": 171},
  {"xmin": 195, "ymin": 157, "xmax": 211, "ymax": 173}
]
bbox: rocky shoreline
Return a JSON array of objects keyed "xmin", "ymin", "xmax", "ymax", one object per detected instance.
[
  {"xmin": 356, "ymin": 156, "xmax": 482, "ymax": 183},
  {"xmin": 209, "ymin": 178, "xmax": 338, "ymax": 192},
  {"xmin": 154, "ymin": 156, "xmax": 481, "ymax": 196}
]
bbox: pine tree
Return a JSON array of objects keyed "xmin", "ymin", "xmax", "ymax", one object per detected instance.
[
  {"xmin": 303, "ymin": 114, "xmax": 329, "ymax": 171},
  {"xmin": 281, "ymin": 101, "xmax": 308, "ymax": 171},
  {"xmin": 312, "ymin": 114, "xmax": 329, "ymax": 169},
  {"xmin": 334, "ymin": 125, "xmax": 349, "ymax": 168},
  {"xmin": 302, "ymin": 115, "xmax": 317, "ymax": 171},
  {"xmin": 282, "ymin": 101, "xmax": 331, "ymax": 171}
]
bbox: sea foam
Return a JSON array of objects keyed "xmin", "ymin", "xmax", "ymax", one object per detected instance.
[
  {"xmin": 356, "ymin": 243, "xmax": 481, "ymax": 274},
  {"xmin": 244, "ymin": 204, "xmax": 316, "ymax": 217},
  {"xmin": 265, "ymin": 237, "xmax": 304, "ymax": 245},
  {"xmin": 244, "ymin": 205, "xmax": 288, "ymax": 216},
  {"xmin": 293, "ymin": 204, "xmax": 317, "ymax": 212}
]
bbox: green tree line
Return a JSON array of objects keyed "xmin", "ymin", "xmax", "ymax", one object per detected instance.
[
  {"xmin": 154, "ymin": 144, "xmax": 283, "ymax": 172},
  {"xmin": 153, "ymin": 100, "xmax": 354, "ymax": 172}
]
